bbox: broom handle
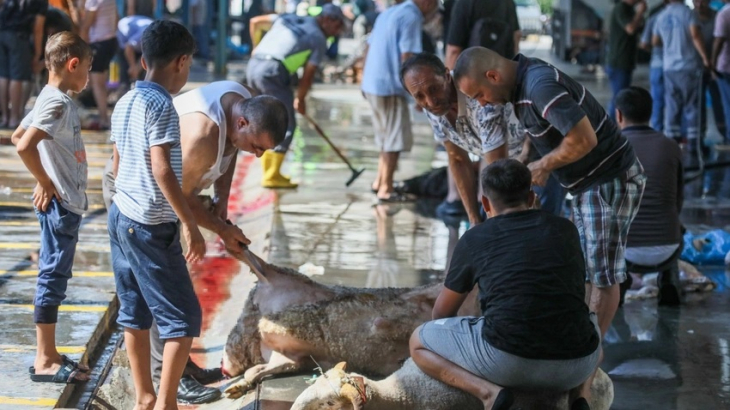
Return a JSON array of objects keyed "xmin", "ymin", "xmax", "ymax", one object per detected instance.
[{"xmin": 303, "ymin": 114, "xmax": 357, "ymax": 171}]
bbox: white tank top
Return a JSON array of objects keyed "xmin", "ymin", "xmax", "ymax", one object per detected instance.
[{"xmin": 173, "ymin": 81, "xmax": 252, "ymax": 191}]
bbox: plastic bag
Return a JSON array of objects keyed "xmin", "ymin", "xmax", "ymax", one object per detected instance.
[{"xmin": 681, "ymin": 230, "xmax": 730, "ymax": 265}]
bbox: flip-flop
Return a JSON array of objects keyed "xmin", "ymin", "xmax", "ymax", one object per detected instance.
[
  {"xmin": 29, "ymin": 355, "xmax": 90, "ymax": 374},
  {"xmin": 29, "ymin": 362, "xmax": 85, "ymax": 384},
  {"xmin": 377, "ymin": 192, "xmax": 416, "ymax": 204}
]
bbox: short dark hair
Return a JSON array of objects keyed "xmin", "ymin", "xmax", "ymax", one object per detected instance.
[
  {"xmin": 141, "ymin": 20, "xmax": 195, "ymax": 68},
  {"xmin": 399, "ymin": 53, "xmax": 447, "ymax": 89},
  {"xmin": 239, "ymin": 95, "xmax": 289, "ymax": 146},
  {"xmin": 615, "ymin": 86, "xmax": 652, "ymax": 124},
  {"xmin": 481, "ymin": 159, "xmax": 532, "ymax": 208},
  {"xmin": 45, "ymin": 31, "xmax": 92, "ymax": 72}
]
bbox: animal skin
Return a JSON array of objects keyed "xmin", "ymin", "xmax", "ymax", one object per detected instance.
[
  {"xmin": 222, "ymin": 251, "xmax": 479, "ymax": 398},
  {"xmin": 291, "ymin": 360, "xmax": 614, "ymax": 410}
]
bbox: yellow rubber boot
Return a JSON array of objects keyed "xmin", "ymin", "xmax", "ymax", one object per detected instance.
[{"xmin": 261, "ymin": 151, "xmax": 298, "ymax": 189}]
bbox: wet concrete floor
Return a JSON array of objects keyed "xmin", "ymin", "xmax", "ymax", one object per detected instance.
[{"xmin": 1, "ymin": 36, "xmax": 730, "ymax": 409}]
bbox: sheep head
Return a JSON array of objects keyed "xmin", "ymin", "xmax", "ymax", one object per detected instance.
[{"xmin": 290, "ymin": 362, "xmax": 368, "ymax": 410}]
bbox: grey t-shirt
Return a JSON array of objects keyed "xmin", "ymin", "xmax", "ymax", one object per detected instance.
[
  {"xmin": 653, "ymin": 3, "xmax": 701, "ymax": 72},
  {"xmin": 21, "ymin": 86, "xmax": 88, "ymax": 215},
  {"xmin": 252, "ymin": 14, "xmax": 327, "ymax": 74}
]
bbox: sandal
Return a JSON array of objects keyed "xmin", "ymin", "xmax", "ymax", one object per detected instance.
[
  {"xmin": 377, "ymin": 192, "xmax": 416, "ymax": 204},
  {"xmin": 29, "ymin": 355, "xmax": 90, "ymax": 374},
  {"xmin": 29, "ymin": 362, "xmax": 86, "ymax": 384}
]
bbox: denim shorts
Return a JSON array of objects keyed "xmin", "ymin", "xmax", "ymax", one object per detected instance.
[
  {"xmin": 34, "ymin": 198, "xmax": 82, "ymax": 323},
  {"xmin": 107, "ymin": 203, "xmax": 201, "ymax": 339}
]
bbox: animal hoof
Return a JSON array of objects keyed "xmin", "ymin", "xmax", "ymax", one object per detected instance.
[{"xmin": 224, "ymin": 380, "xmax": 253, "ymax": 399}]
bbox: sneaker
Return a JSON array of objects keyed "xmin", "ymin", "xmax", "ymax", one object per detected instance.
[{"xmin": 177, "ymin": 375, "xmax": 221, "ymax": 404}]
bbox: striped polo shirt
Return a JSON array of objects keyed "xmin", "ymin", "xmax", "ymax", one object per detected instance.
[
  {"xmin": 510, "ymin": 54, "xmax": 636, "ymax": 194},
  {"xmin": 110, "ymin": 81, "xmax": 182, "ymax": 225}
]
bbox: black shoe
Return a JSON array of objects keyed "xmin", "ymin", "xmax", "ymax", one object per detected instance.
[
  {"xmin": 177, "ymin": 375, "xmax": 221, "ymax": 404},
  {"xmin": 185, "ymin": 360, "xmax": 224, "ymax": 385},
  {"xmin": 571, "ymin": 397, "xmax": 590, "ymax": 410}
]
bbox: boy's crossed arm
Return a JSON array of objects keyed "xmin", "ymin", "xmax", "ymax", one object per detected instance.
[{"xmin": 13, "ymin": 126, "xmax": 60, "ymax": 212}]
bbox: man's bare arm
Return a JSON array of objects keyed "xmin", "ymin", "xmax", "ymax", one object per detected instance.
[
  {"xmin": 528, "ymin": 116, "xmax": 597, "ymax": 186},
  {"xmin": 483, "ymin": 143, "xmax": 508, "ymax": 165},
  {"xmin": 713, "ymin": 37, "xmax": 726, "ymax": 72},
  {"xmin": 79, "ymin": 8, "xmax": 97, "ymax": 42},
  {"xmin": 249, "ymin": 14, "xmax": 277, "ymax": 49},
  {"xmin": 295, "ymin": 63, "xmax": 318, "ymax": 115},
  {"xmin": 652, "ymin": 34, "xmax": 662, "ymax": 47},
  {"xmin": 623, "ymin": 1, "xmax": 646, "ymax": 35},
  {"xmin": 213, "ymin": 153, "xmax": 237, "ymax": 220},
  {"xmin": 444, "ymin": 141, "xmax": 480, "ymax": 226},
  {"xmin": 445, "ymin": 44, "xmax": 463, "ymax": 69},
  {"xmin": 433, "ymin": 287, "xmax": 469, "ymax": 320},
  {"xmin": 691, "ymin": 25, "xmax": 710, "ymax": 67},
  {"xmin": 32, "ymin": 15, "xmax": 45, "ymax": 73}
]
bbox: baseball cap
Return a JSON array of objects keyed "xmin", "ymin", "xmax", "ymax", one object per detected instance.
[{"xmin": 320, "ymin": 3, "xmax": 346, "ymax": 23}]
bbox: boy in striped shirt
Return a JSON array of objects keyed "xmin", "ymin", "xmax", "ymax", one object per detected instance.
[{"xmin": 108, "ymin": 20, "xmax": 205, "ymax": 409}]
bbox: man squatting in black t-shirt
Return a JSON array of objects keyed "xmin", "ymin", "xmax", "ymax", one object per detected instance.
[{"xmin": 410, "ymin": 159, "xmax": 601, "ymax": 410}]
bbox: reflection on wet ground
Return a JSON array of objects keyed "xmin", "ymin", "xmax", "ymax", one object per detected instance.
[{"xmin": 1, "ymin": 38, "xmax": 730, "ymax": 408}]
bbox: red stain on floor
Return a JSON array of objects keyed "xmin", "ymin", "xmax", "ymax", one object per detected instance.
[{"xmin": 190, "ymin": 256, "xmax": 241, "ymax": 335}]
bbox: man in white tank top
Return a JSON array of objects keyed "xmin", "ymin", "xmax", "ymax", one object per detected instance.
[
  {"xmin": 174, "ymin": 80, "xmax": 288, "ymax": 257},
  {"xmin": 103, "ymin": 81, "xmax": 289, "ymax": 404}
]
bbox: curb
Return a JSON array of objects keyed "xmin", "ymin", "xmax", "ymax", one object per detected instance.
[{"xmin": 57, "ymin": 296, "xmax": 120, "ymax": 408}]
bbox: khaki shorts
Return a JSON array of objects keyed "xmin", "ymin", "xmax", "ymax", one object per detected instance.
[{"xmin": 364, "ymin": 93, "xmax": 413, "ymax": 152}]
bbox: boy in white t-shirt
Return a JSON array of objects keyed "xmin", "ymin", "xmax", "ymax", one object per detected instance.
[{"xmin": 11, "ymin": 31, "xmax": 92, "ymax": 384}]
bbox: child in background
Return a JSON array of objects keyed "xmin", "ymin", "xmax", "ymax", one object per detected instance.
[
  {"xmin": 11, "ymin": 31, "xmax": 92, "ymax": 384},
  {"xmin": 80, "ymin": 0, "xmax": 118, "ymax": 129},
  {"xmin": 108, "ymin": 20, "xmax": 205, "ymax": 409}
]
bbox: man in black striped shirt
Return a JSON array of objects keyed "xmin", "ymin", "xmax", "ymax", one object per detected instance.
[{"xmin": 453, "ymin": 47, "xmax": 644, "ymax": 339}]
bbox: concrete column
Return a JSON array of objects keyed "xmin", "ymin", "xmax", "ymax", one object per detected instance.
[{"xmin": 215, "ymin": 0, "xmax": 228, "ymax": 75}]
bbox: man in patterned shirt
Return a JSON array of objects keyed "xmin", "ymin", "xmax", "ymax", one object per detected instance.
[{"xmin": 400, "ymin": 53, "xmax": 565, "ymax": 225}]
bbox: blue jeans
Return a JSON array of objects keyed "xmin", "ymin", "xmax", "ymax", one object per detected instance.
[
  {"xmin": 534, "ymin": 174, "xmax": 567, "ymax": 216},
  {"xmin": 108, "ymin": 203, "xmax": 201, "ymax": 339},
  {"xmin": 715, "ymin": 72, "xmax": 730, "ymax": 142},
  {"xmin": 34, "ymin": 198, "xmax": 82, "ymax": 324},
  {"xmin": 605, "ymin": 66, "xmax": 634, "ymax": 120},
  {"xmin": 664, "ymin": 70, "xmax": 702, "ymax": 140},
  {"xmin": 650, "ymin": 67, "xmax": 664, "ymax": 132}
]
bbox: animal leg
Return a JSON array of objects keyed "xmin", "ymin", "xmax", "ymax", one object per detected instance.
[{"xmin": 224, "ymin": 351, "xmax": 303, "ymax": 398}]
